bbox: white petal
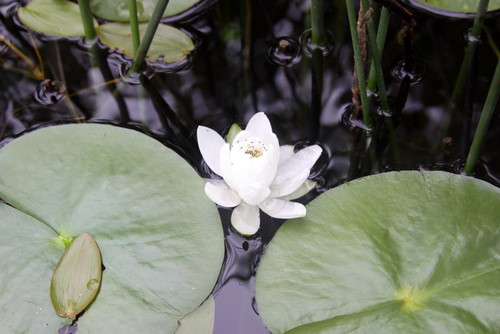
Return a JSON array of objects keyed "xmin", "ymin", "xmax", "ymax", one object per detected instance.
[
  {"xmin": 283, "ymin": 180, "xmax": 317, "ymax": 200},
  {"xmin": 197, "ymin": 126, "xmax": 226, "ymax": 176},
  {"xmin": 270, "ymin": 168, "xmax": 310, "ymax": 197},
  {"xmin": 231, "ymin": 203, "xmax": 260, "ymax": 236},
  {"xmin": 238, "ymin": 183, "xmax": 271, "ymax": 206},
  {"xmin": 279, "ymin": 145, "xmax": 294, "ymax": 165},
  {"xmin": 272, "ymin": 145, "xmax": 322, "ymax": 186},
  {"xmin": 259, "ymin": 198, "xmax": 306, "ymax": 219},
  {"xmin": 245, "ymin": 112, "xmax": 273, "ymax": 138},
  {"xmin": 205, "ymin": 182, "xmax": 241, "ymax": 207},
  {"xmin": 231, "ymin": 130, "xmax": 252, "ymax": 146}
]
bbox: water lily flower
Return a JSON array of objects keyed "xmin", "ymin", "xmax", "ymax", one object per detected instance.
[{"xmin": 197, "ymin": 112, "xmax": 322, "ymax": 236}]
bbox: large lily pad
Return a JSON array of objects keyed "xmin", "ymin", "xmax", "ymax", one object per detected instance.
[
  {"xmin": 405, "ymin": 0, "xmax": 500, "ymax": 15},
  {"xmin": 18, "ymin": 0, "xmax": 98, "ymax": 37},
  {"xmin": 255, "ymin": 171, "xmax": 500, "ymax": 333},
  {"xmin": 90, "ymin": 0, "xmax": 202, "ymax": 22},
  {"xmin": 0, "ymin": 124, "xmax": 224, "ymax": 333},
  {"xmin": 96, "ymin": 23, "xmax": 194, "ymax": 62}
]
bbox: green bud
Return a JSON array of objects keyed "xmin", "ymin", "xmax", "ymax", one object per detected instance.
[
  {"xmin": 226, "ymin": 123, "xmax": 242, "ymax": 145},
  {"xmin": 50, "ymin": 233, "xmax": 102, "ymax": 319}
]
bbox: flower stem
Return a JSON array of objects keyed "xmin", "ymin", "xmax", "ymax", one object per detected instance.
[
  {"xmin": 128, "ymin": 0, "xmax": 141, "ymax": 57},
  {"xmin": 129, "ymin": 0, "xmax": 170, "ymax": 73},
  {"xmin": 311, "ymin": 0, "xmax": 325, "ymax": 45},
  {"xmin": 77, "ymin": 0, "xmax": 96, "ymax": 42},
  {"xmin": 464, "ymin": 57, "xmax": 500, "ymax": 175},
  {"xmin": 345, "ymin": 0, "xmax": 371, "ymax": 128}
]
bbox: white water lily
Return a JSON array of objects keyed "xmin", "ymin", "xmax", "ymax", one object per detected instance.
[{"xmin": 197, "ymin": 112, "xmax": 322, "ymax": 236}]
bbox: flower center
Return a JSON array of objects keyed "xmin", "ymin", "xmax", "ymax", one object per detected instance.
[{"xmin": 235, "ymin": 137, "xmax": 267, "ymax": 158}]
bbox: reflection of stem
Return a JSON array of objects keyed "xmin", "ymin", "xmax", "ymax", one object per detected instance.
[
  {"xmin": 130, "ymin": 0, "xmax": 171, "ymax": 73},
  {"xmin": 53, "ymin": 42, "xmax": 82, "ymax": 122},
  {"xmin": 28, "ymin": 32, "xmax": 45, "ymax": 78},
  {"xmin": 310, "ymin": 48, "xmax": 323, "ymax": 141},
  {"xmin": 311, "ymin": 0, "xmax": 325, "ymax": 46},
  {"xmin": 483, "ymin": 26, "xmax": 500, "ymax": 58},
  {"xmin": 128, "ymin": 0, "xmax": 141, "ymax": 57},
  {"xmin": 0, "ymin": 35, "xmax": 44, "ymax": 80},
  {"xmin": 67, "ymin": 78, "xmax": 124, "ymax": 98},
  {"xmin": 464, "ymin": 58, "xmax": 500, "ymax": 175}
]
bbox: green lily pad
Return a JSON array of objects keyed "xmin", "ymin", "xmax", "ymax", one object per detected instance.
[
  {"xmin": 0, "ymin": 124, "xmax": 224, "ymax": 333},
  {"xmin": 409, "ymin": 0, "xmax": 500, "ymax": 15},
  {"xmin": 96, "ymin": 23, "xmax": 194, "ymax": 62},
  {"xmin": 90, "ymin": 0, "xmax": 202, "ymax": 22},
  {"xmin": 18, "ymin": 0, "xmax": 98, "ymax": 37},
  {"xmin": 255, "ymin": 171, "xmax": 500, "ymax": 333}
]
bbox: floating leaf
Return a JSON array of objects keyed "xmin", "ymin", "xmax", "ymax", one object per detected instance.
[
  {"xmin": 175, "ymin": 295, "xmax": 216, "ymax": 334},
  {"xmin": 90, "ymin": 0, "xmax": 203, "ymax": 22},
  {"xmin": 255, "ymin": 171, "xmax": 500, "ymax": 333},
  {"xmin": 18, "ymin": 0, "xmax": 98, "ymax": 37},
  {"xmin": 51, "ymin": 233, "xmax": 102, "ymax": 319},
  {"xmin": 96, "ymin": 23, "xmax": 194, "ymax": 62},
  {"xmin": 0, "ymin": 124, "xmax": 224, "ymax": 333},
  {"xmin": 407, "ymin": 0, "xmax": 500, "ymax": 15}
]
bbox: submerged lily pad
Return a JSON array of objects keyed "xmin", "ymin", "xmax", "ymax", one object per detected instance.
[
  {"xmin": 406, "ymin": 0, "xmax": 500, "ymax": 15},
  {"xmin": 0, "ymin": 124, "xmax": 224, "ymax": 333},
  {"xmin": 90, "ymin": 0, "xmax": 202, "ymax": 22},
  {"xmin": 18, "ymin": 0, "xmax": 98, "ymax": 37},
  {"xmin": 255, "ymin": 171, "xmax": 500, "ymax": 333},
  {"xmin": 96, "ymin": 23, "xmax": 194, "ymax": 62},
  {"xmin": 175, "ymin": 295, "xmax": 216, "ymax": 334}
]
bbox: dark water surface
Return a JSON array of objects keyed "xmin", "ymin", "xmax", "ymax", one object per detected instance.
[{"xmin": 1, "ymin": 0, "xmax": 499, "ymax": 333}]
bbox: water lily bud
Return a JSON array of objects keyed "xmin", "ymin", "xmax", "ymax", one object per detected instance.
[{"xmin": 50, "ymin": 233, "xmax": 102, "ymax": 319}]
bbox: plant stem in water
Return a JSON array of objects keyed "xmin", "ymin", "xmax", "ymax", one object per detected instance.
[
  {"xmin": 464, "ymin": 58, "xmax": 500, "ymax": 175},
  {"xmin": 128, "ymin": 0, "xmax": 141, "ymax": 57},
  {"xmin": 130, "ymin": 0, "xmax": 170, "ymax": 73},
  {"xmin": 345, "ymin": 0, "xmax": 370, "ymax": 128},
  {"xmin": 366, "ymin": 7, "xmax": 389, "ymax": 94},
  {"xmin": 444, "ymin": 0, "xmax": 489, "ymax": 132},
  {"xmin": 77, "ymin": 0, "xmax": 96, "ymax": 41},
  {"xmin": 311, "ymin": 0, "xmax": 325, "ymax": 45},
  {"xmin": 361, "ymin": 0, "xmax": 389, "ymax": 114}
]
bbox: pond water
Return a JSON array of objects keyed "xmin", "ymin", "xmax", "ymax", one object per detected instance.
[{"xmin": 0, "ymin": 0, "xmax": 499, "ymax": 333}]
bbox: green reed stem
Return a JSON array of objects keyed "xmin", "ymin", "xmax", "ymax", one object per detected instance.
[
  {"xmin": 345, "ymin": 0, "xmax": 371, "ymax": 128},
  {"xmin": 128, "ymin": 0, "xmax": 141, "ymax": 57},
  {"xmin": 366, "ymin": 7, "xmax": 389, "ymax": 94},
  {"xmin": 446, "ymin": 0, "xmax": 489, "ymax": 118},
  {"xmin": 361, "ymin": 0, "xmax": 389, "ymax": 114},
  {"xmin": 129, "ymin": 0, "xmax": 170, "ymax": 73},
  {"xmin": 464, "ymin": 58, "xmax": 500, "ymax": 175},
  {"xmin": 77, "ymin": 0, "xmax": 96, "ymax": 41},
  {"xmin": 311, "ymin": 0, "xmax": 325, "ymax": 45}
]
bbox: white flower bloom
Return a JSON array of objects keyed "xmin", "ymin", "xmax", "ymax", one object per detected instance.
[{"xmin": 197, "ymin": 112, "xmax": 322, "ymax": 236}]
